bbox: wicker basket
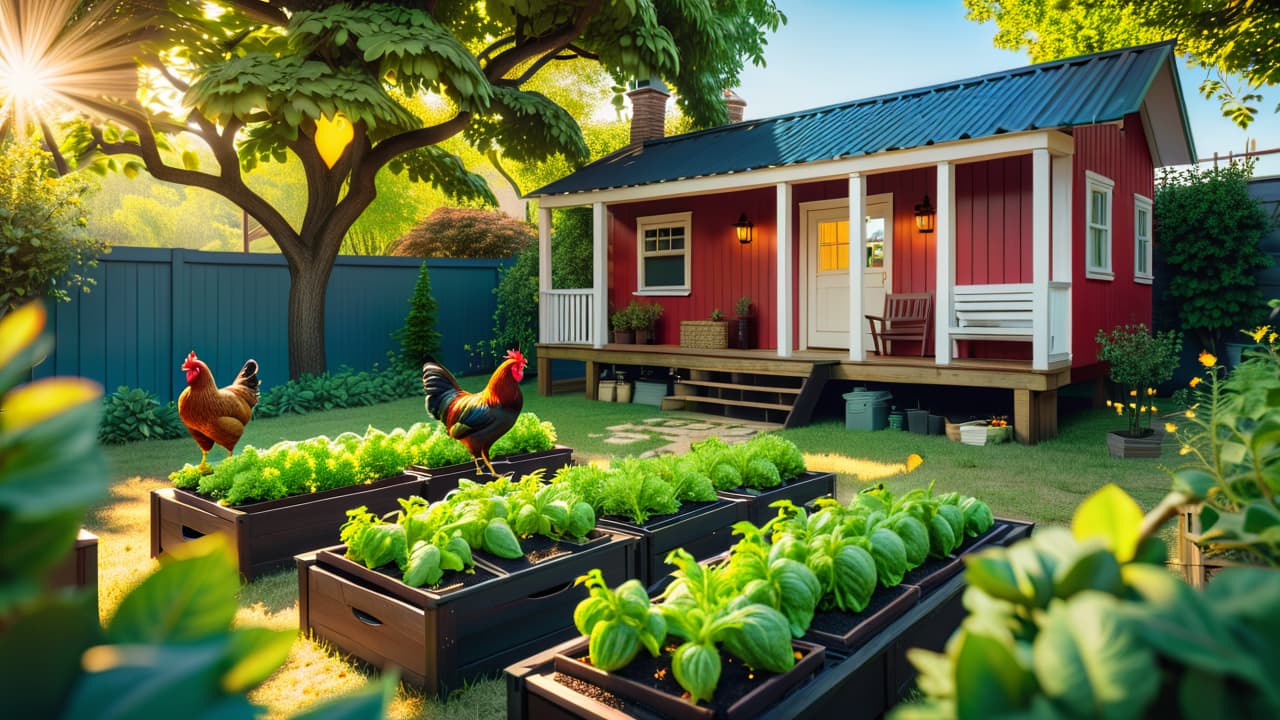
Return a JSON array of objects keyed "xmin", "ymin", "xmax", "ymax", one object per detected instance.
[{"xmin": 679, "ymin": 320, "xmax": 729, "ymax": 349}]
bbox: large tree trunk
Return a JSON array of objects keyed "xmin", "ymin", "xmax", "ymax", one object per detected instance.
[{"xmin": 286, "ymin": 252, "xmax": 336, "ymax": 378}]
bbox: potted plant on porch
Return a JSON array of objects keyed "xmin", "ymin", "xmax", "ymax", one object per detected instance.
[
  {"xmin": 1095, "ymin": 323, "xmax": 1182, "ymax": 458},
  {"xmin": 680, "ymin": 308, "xmax": 730, "ymax": 349},
  {"xmin": 632, "ymin": 301, "xmax": 664, "ymax": 344},
  {"xmin": 735, "ymin": 295, "xmax": 754, "ymax": 349},
  {"xmin": 611, "ymin": 304, "xmax": 636, "ymax": 344}
]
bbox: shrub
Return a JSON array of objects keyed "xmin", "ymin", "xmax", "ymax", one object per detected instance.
[
  {"xmin": 479, "ymin": 244, "xmax": 539, "ymax": 367},
  {"xmin": 398, "ymin": 262, "xmax": 442, "ymax": 369},
  {"xmin": 550, "ymin": 206, "xmax": 593, "ymax": 288},
  {"xmin": 255, "ymin": 361, "xmax": 419, "ymax": 418},
  {"xmin": 389, "ymin": 207, "xmax": 533, "ymax": 258},
  {"xmin": 0, "ymin": 140, "xmax": 108, "ymax": 312},
  {"xmin": 1155, "ymin": 160, "xmax": 1273, "ymax": 354},
  {"xmin": 99, "ymin": 386, "xmax": 187, "ymax": 444}
]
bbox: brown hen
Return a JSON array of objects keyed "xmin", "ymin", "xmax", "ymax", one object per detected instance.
[{"xmin": 177, "ymin": 351, "xmax": 259, "ymax": 474}]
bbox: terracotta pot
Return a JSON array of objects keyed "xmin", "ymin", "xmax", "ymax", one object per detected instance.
[
  {"xmin": 635, "ymin": 327, "xmax": 653, "ymax": 344},
  {"xmin": 613, "ymin": 329, "xmax": 634, "ymax": 344},
  {"xmin": 1106, "ymin": 429, "xmax": 1163, "ymax": 458}
]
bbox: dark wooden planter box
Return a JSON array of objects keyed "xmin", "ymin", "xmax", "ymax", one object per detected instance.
[
  {"xmin": 47, "ymin": 528, "xmax": 98, "ymax": 607},
  {"xmin": 407, "ymin": 445, "xmax": 576, "ymax": 501},
  {"xmin": 716, "ymin": 471, "xmax": 836, "ymax": 526},
  {"xmin": 298, "ymin": 530, "xmax": 638, "ymax": 698},
  {"xmin": 804, "ymin": 583, "xmax": 921, "ymax": 653},
  {"xmin": 514, "ymin": 636, "xmax": 824, "ymax": 720},
  {"xmin": 505, "ymin": 516, "xmax": 1035, "ymax": 720},
  {"xmin": 596, "ymin": 498, "xmax": 749, "ymax": 590},
  {"xmin": 151, "ymin": 473, "xmax": 422, "ymax": 580}
]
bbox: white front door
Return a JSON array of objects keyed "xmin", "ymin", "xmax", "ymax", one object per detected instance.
[{"xmin": 802, "ymin": 196, "xmax": 892, "ymax": 349}]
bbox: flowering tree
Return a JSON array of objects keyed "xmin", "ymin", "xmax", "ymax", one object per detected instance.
[{"xmin": 0, "ymin": 0, "xmax": 785, "ymax": 377}]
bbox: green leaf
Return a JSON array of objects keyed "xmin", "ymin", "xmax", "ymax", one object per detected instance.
[
  {"xmin": 1170, "ymin": 468, "xmax": 1216, "ymax": 500},
  {"xmin": 588, "ymin": 619, "xmax": 639, "ymax": 672},
  {"xmin": 62, "ymin": 638, "xmax": 230, "ymax": 718},
  {"xmin": 954, "ymin": 629, "xmax": 1033, "ymax": 719},
  {"xmin": 1053, "ymin": 544, "xmax": 1124, "ymax": 598},
  {"xmin": 290, "ymin": 674, "xmax": 396, "ymax": 720},
  {"xmin": 220, "ymin": 627, "xmax": 296, "ymax": 693},
  {"xmin": 0, "ymin": 592, "xmax": 101, "ymax": 718},
  {"xmin": 107, "ymin": 535, "xmax": 240, "ymax": 644},
  {"xmin": 1071, "ymin": 484, "xmax": 1143, "ymax": 562},
  {"xmin": 1032, "ymin": 592, "xmax": 1159, "ymax": 719},
  {"xmin": 718, "ymin": 604, "xmax": 794, "ymax": 673},
  {"xmin": 671, "ymin": 642, "xmax": 721, "ymax": 705}
]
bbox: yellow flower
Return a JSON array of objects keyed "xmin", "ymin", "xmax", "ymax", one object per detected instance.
[
  {"xmin": 1249, "ymin": 326, "xmax": 1270, "ymax": 343},
  {"xmin": 1105, "ymin": 400, "xmax": 1113, "ymax": 407},
  {"xmin": 1179, "ymin": 445, "xmax": 1192, "ymax": 455},
  {"xmin": 905, "ymin": 453, "xmax": 924, "ymax": 473},
  {"xmin": 1270, "ymin": 332, "xmax": 1277, "ymax": 345},
  {"xmin": 1152, "ymin": 405, "xmax": 1158, "ymax": 412},
  {"xmin": 1164, "ymin": 422, "xmax": 1177, "ymax": 433},
  {"xmin": 1140, "ymin": 405, "xmax": 1148, "ymax": 413},
  {"xmin": 1189, "ymin": 376, "xmax": 1202, "ymax": 388},
  {"xmin": 1199, "ymin": 352, "xmax": 1217, "ymax": 368},
  {"xmin": 1128, "ymin": 402, "xmax": 1137, "ymax": 409},
  {"xmin": 1185, "ymin": 409, "xmax": 1195, "ymax": 418},
  {"xmin": 1146, "ymin": 387, "xmax": 1156, "ymax": 396},
  {"xmin": 1114, "ymin": 405, "xmax": 1124, "ymax": 415}
]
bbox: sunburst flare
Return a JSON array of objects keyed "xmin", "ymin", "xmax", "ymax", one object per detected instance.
[{"xmin": 0, "ymin": 0, "xmax": 155, "ymax": 134}]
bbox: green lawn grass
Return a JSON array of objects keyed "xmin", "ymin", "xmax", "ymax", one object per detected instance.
[{"xmin": 91, "ymin": 381, "xmax": 1182, "ymax": 719}]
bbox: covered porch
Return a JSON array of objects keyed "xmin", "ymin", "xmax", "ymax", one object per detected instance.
[
  {"xmin": 536, "ymin": 342, "xmax": 1070, "ymax": 444},
  {"xmin": 533, "ymin": 131, "xmax": 1077, "ymax": 442}
]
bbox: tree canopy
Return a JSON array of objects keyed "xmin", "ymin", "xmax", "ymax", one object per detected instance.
[
  {"xmin": 964, "ymin": 0, "xmax": 1279, "ymax": 129},
  {"xmin": 0, "ymin": 0, "xmax": 785, "ymax": 377}
]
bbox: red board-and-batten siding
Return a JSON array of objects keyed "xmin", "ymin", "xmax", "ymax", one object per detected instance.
[{"xmin": 605, "ymin": 115, "xmax": 1153, "ymax": 365}]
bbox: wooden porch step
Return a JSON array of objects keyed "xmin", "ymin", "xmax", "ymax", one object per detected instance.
[
  {"xmin": 677, "ymin": 395, "xmax": 794, "ymax": 412},
  {"xmin": 677, "ymin": 379, "xmax": 802, "ymax": 395}
]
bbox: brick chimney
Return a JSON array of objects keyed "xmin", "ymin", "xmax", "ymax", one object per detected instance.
[
  {"xmin": 626, "ymin": 78, "xmax": 670, "ymax": 145},
  {"xmin": 723, "ymin": 89, "xmax": 747, "ymax": 124}
]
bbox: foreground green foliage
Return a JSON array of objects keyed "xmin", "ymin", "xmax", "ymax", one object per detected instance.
[
  {"xmin": 896, "ymin": 484, "xmax": 1280, "ymax": 719},
  {"xmin": 0, "ymin": 302, "xmax": 390, "ymax": 718},
  {"xmin": 1172, "ymin": 328, "xmax": 1280, "ymax": 567},
  {"xmin": 0, "ymin": 140, "xmax": 106, "ymax": 312}
]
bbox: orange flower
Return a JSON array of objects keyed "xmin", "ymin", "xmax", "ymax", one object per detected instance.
[
  {"xmin": 1189, "ymin": 377, "xmax": 1202, "ymax": 388},
  {"xmin": 905, "ymin": 453, "xmax": 924, "ymax": 473},
  {"xmin": 1128, "ymin": 389, "xmax": 1138, "ymax": 397},
  {"xmin": 1199, "ymin": 352, "xmax": 1217, "ymax": 368}
]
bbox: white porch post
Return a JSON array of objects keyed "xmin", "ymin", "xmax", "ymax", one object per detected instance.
[
  {"xmin": 934, "ymin": 161, "xmax": 955, "ymax": 365},
  {"xmin": 538, "ymin": 206, "xmax": 552, "ymax": 344},
  {"xmin": 1052, "ymin": 153, "xmax": 1073, "ymax": 360},
  {"xmin": 848, "ymin": 173, "xmax": 867, "ymax": 361},
  {"xmin": 776, "ymin": 182, "xmax": 793, "ymax": 357},
  {"xmin": 592, "ymin": 201, "xmax": 608, "ymax": 349},
  {"xmin": 1031, "ymin": 149, "xmax": 1051, "ymax": 370}
]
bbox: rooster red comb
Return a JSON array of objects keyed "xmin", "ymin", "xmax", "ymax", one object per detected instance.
[
  {"xmin": 181, "ymin": 351, "xmax": 199, "ymax": 369},
  {"xmin": 505, "ymin": 349, "xmax": 527, "ymax": 365}
]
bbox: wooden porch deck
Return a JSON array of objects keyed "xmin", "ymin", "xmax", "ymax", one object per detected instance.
[{"xmin": 536, "ymin": 343, "xmax": 1073, "ymax": 443}]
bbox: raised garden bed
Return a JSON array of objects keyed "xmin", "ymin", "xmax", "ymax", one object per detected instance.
[
  {"xmin": 407, "ymin": 446, "xmax": 575, "ymax": 501},
  {"xmin": 716, "ymin": 471, "xmax": 835, "ymax": 526},
  {"xmin": 151, "ymin": 473, "xmax": 422, "ymax": 580},
  {"xmin": 595, "ymin": 498, "xmax": 749, "ymax": 590},
  {"xmin": 298, "ymin": 529, "xmax": 638, "ymax": 698},
  {"xmin": 506, "ymin": 519, "xmax": 1035, "ymax": 720},
  {"xmin": 47, "ymin": 528, "xmax": 98, "ymax": 606},
  {"xmin": 152, "ymin": 446, "xmax": 575, "ymax": 579},
  {"xmin": 532, "ymin": 636, "xmax": 823, "ymax": 720}
]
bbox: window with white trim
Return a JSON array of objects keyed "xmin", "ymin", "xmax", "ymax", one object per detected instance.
[
  {"xmin": 1134, "ymin": 194, "xmax": 1153, "ymax": 283},
  {"xmin": 636, "ymin": 212, "xmax": 691, "ymax": 293},
  {"xmin": 1085, "ymin": 171, "xmax": 1114, "ymax": 280}
]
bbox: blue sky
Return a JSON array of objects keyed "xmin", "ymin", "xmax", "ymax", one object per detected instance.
[{"xmin": 734, "ymin": 0, "xmax": 1280, "ymax": 177}]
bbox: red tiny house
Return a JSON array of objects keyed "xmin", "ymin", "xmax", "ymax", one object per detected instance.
[{"xmin": 530, "ymin": 42, "xmax": 1195, "ymax": 442}]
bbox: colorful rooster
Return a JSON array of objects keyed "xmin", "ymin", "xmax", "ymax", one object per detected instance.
[{"xmin": 422, "ymin": 349, "xmax": 527, "ymax": 476}]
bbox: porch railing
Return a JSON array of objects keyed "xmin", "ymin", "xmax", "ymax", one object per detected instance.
[
  {"xmin": 1047, "ymin": 281, "xmax": 1070, "ymax": 360},
  {"xmin": 541, "ymin": 288, "xmax": 595, "ymax": 345}
]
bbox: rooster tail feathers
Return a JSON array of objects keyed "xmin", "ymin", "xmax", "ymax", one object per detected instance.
[
  {"xmin": 422, "ymin": 362, "xmax": 462, "ymax": 421},
  {"xmin": 235, "ymin": 359, "xmax": 260, "ymax": 404}
]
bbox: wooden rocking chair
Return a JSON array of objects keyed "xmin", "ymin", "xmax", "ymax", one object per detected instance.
[{"xmin": 866, "ymin": 292, "xmax": 934, "ymax": 356}]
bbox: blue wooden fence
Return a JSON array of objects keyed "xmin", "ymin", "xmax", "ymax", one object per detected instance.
[{"xmin": 33, "ymin": 247, "xmax": 509, "ymax": 402}]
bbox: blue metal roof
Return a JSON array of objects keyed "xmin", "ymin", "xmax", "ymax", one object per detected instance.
[{"xmin": 531, "ymin": 41, "xmax": 1194, "ymax": 197}]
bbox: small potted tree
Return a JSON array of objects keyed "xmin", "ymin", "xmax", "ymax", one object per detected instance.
[
  {"xmin": 1096, "ymin": 323, "xmax": 1182, "ymax": 458},
  {"xmin": 735, "ymin": 295, "xmax": 754, "ymax": 349}
]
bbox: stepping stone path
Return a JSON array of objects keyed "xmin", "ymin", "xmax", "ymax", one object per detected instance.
[{"xmin": 596, "ymin": 415, "xmax": 778, "ymax": 456}]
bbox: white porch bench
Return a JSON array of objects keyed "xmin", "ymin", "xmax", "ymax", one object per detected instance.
[{"xmin": 950, "ymin": 283, "xmax": 1034, "ymax": 342}]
